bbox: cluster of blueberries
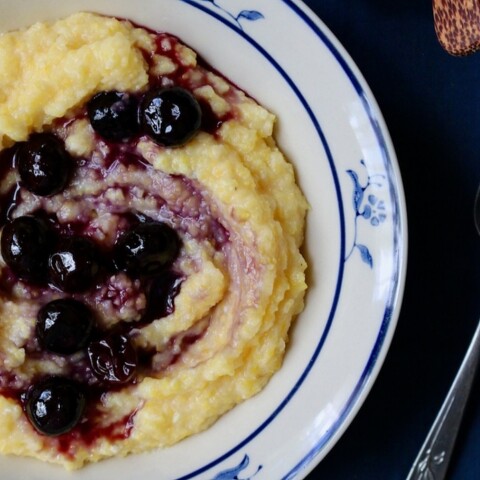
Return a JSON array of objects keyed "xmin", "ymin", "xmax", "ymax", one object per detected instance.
[
  {"xmin": 1, "ymin": 86, "xmax": 202, "ymax": 437},
  {"xmin": 88, "ymin": 86, "xmax": 202, "ymax": 145}
]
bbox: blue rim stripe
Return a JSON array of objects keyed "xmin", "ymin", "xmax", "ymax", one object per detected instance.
[
  {"xmin": 176, "ymin": 2, "xmax": 345, "ymax": 479},
  {"xmin": 281, "ymin": 2, "xmax": 404, "ymax": 478},
  {"xmin": 175, "ymin": 1, "xmax": 403, "ymax": 479}
]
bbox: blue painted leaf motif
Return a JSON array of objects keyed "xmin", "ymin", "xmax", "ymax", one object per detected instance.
[
  {"xmin": 236, "ymin": 10, "xmax": 264, "ymax": 21},
  {"xmin": 357, "ymin": 244, "xmax": 373, "ymax": 268},
  {"xmin": 212, "ymin": 455, "xmax": 250, "ymax": 480},
  {"xmin": 346, "ymin": 170, "xmax": 364, "ymax": 211}
]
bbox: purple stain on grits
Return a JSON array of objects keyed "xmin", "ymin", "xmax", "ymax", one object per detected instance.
[
  {"xmin": 101, "ymin": 144, "xmax": 150, "ymax": 175},
  {"xmin": 52, "ymin": 395, "xmax": 140, "ymax": 455},
  {"xmin": 0, "ymin": 26, "xmax": 238, "ymax": 450},
  {"xmin": 0, "ymin": 130, "xmax": 224, "ymax": 445}
]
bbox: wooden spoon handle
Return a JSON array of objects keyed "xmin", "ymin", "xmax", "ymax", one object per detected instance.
[{"xmin": 433, "ymin": 0, "xmax": 480, "ymax": 55}]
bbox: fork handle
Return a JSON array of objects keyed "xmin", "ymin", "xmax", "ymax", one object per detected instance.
[{"xmin": 406, "ymin": 319, "xmax": 480, "ymax": 480}]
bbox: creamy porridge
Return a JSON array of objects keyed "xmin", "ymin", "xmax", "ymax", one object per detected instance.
[{"xmin": 0, "ymin": 12, "xmax": 308, "ymax": 469}]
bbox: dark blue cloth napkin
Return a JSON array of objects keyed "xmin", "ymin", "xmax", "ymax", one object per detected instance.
[{"xmin": 303, "ymin": 1, "xmax": 480, "ymax": 479}]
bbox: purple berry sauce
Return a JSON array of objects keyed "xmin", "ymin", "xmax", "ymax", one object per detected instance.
[{"xmin": 0, "ymin": 27, "xmax": 234, "ymax": 448}]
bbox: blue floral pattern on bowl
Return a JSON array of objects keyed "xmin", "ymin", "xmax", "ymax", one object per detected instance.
[
  {"xmin": 211, "ymin": 455, "xmax": 262, "ymax": 480},
  {"xmin": 192, "ymin": 0, "xmax": 264, "ymax": 30},
  {"xmin": 345, "ymin": 160, "xmax": 387, "ymax": 268}
]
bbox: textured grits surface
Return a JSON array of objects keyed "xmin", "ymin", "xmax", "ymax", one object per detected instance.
[{"xmin": 0, "ymin": 13, "xmax": 308, "ymax": 469}]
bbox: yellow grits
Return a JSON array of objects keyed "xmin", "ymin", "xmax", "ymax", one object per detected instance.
[{"xmin": 0, "ymin": 12, "xmax": 308, "ymax": 469}]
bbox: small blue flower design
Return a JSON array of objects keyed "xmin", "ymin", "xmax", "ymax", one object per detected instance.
[
  {"xmin": 362, "ymin": 195, "xmax": 386, "ymax": 226},
  {"xmin": 211, "ymin": 454, "xmax": 262, "ymax": 480},
  {"xmin": 345, "ymin": 160, "xmax": 387, "ymax": 268},
  {"xmin": 192, "ymin": 1, "xmax": 264, "ymax": 30}
]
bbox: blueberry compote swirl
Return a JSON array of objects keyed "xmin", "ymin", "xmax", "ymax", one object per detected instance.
[
  {"xmin": 0, "ymin": 40, "xmax": 230, "ymax": 447},
  {"xmin": 0, "ymin": 17, "xmax": 308, "ymax": 467}
]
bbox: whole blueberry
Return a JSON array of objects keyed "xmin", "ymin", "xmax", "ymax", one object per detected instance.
[
  {"xmin": 113, "ymin": 222, "xmax": 181, "ymax": 277},
  {"xmin": 49, "ymin": 236, "xmax": 101, "ymax": 292},
  {"xmin": 87, "ymin": 91, "xmax": 139, "ymax": 141},
  {"xmin": 36, "ymin": 299, "xmax": 95, "ymax": 355},
  {"xmin": 143, "ymin": 272, "xmax": 183, "ymax": 323},
  {"xmin": 139, "ymin": 87, "xmax": 202, "ymax": 147},
  {"xmin": 1, "ymin": 215, "xmax": 53, "ymax": 282},
  {"xmin": 25, "ymin": 377, "xmax": 86, "ymax": 436},
  {"xmin": 87, "ymin": 334, "xmax": 137, "ymax": 385},
  {"xmin": 16, "ymin": 133, "xmax": 72, "ymax": 197}
]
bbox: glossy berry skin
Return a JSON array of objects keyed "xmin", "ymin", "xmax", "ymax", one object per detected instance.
[
  {"xmin": 16, "ymin": 133, "xmax": 72, "ymax": 197},
  {"xmin": 87, "ymin": 91, "xmax": 139, "ymax": 141},
  {"xmin": 49, "ymin": 236, "xmax": 100, "ymax": 293},
  {"xmin": 143, "ymin": 272, "xmax": 183, "ymax": 322},
  {"xmin": 113, "ymin": 222, "xmax": 180, "ymax": 277},
  {"xmin": 87, "ymin": 334, "xmax": 137, "ymax": 385},
  {"xmin": 36, "ymin": 299, "xmax": 94, "ymax": 355},
  {"xmin": 1, "ymin": 215, "xmax": 53, "ymax": 282},
  {"xmin": 140, "ymin": 87, "xmax": 202, "ymax": 147},
  {"xmin": 25, "ymin": 377, "xmax": 86, "ymax": 437}
]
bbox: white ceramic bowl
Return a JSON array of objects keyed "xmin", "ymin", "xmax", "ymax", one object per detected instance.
[{"xmin": 0, "ymin": 1, "xmax": 407, "ymax": 479}]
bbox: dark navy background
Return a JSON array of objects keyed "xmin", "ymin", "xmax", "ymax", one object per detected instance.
[{"xmin": 302, "ymin": 1, "xmax": 480, "ymax": 479}]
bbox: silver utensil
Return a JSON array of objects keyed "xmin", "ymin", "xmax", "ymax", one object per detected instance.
[{"xmin": 406, "ymin": 186, "xmax": 480, "ymax": 480}]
